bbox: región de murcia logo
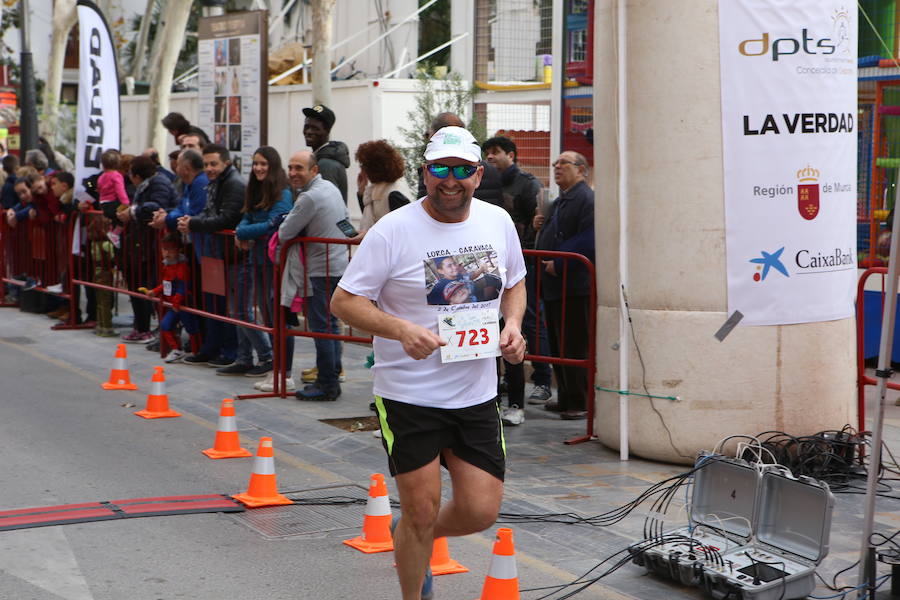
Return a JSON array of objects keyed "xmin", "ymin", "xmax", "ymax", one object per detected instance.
[{"xmin": 797, "ymin": 165, "xmax": 820, "ymax": 221}]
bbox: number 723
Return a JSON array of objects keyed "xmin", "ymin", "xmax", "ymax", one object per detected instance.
[{"xmin": 455, "ymin": 328, "xmax": 489, "ymax": 347}]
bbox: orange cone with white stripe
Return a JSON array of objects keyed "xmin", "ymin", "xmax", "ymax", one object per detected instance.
[
  {"xmin": 431, "ymin": 536, "xmax": 468, "ymax": 575},
  {"xmin": 101, "ymin": 344, "xmax": 138, "ymax": 390},
  {"xmin": 203, "ymin": 399, "xmax": 252, "ymax": 459},
  {"xmin": 231, "ymin": 437, "xmax": 293, "ymax": 508},
  {"xmin": 343, "ymin": 473, "xmax": 394, "ymax": 553},
  {"xmin": 134, "ymin": 366, "xmax": 181, "ymax": 419},
  {"xmin": 476, "ymin": 528, "xmax": 520, "ymax": 600}
]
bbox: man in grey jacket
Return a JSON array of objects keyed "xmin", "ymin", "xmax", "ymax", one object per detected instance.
[{"xmin": 280, "ymin": 150, "xmax": 349, "ymax": 401}]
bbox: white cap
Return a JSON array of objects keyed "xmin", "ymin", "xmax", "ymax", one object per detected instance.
[{"xmin": 424, "ymin": 126, "xmax": 482, "ymax": 163}]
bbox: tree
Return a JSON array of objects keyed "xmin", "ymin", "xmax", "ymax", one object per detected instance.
[
  {"xmin": 41, "ymin": 0, "xmax": 77, "ymax": 144},
  {"xmin": 311, "ymin": 0, "xmax": 335, "ymax": 106},
  {"xmin": 146, "ymin": 1, "xmax": 194, "ymax": 152},
  {"xmin": 396, "ymin": 71, "xmax": 484, "ymax": 189}
]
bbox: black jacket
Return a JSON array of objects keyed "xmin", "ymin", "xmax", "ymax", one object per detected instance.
[
  {"xmin": 417, "ymin": 160, "xmax": 504, "ymax": 207},
  {"xmin": 535, "ymin": 180, "xmax": 595, "ymax": 301},
  {"xmin": 190, "ymin": 165, "xmax": 245, "ymax": 260},
  {"xmin": 499, "ymin": 163, "xmax": 541, "ymax": 249},
  {"xmin": 133, "ymin": 173, "xmax": 178, "ymax": 225},
  {"xmin": 190, "ymin": 165, "xmax": 244, "ymax": 234},
  {"xmin": 315, "ymin": 141, "xmax": 350, "ymax": 204}
]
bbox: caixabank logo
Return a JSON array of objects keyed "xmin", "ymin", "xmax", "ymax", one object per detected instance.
[
  {"xmin": 750, "ymin": 245, "xmax": 854, "ymax": 282},
  {"xmin": 737, "ymin": 7, "xmax": 852, "ymax": 61}
]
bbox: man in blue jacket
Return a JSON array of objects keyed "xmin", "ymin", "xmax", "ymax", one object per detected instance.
[{"xmin": 534, "ymin": 151, "xmax": 595, "ymax": 420}]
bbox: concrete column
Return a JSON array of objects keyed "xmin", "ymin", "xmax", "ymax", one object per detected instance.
[{"xmin": 593, "ymin": 0, "xmax": 857, "ymax": 463}]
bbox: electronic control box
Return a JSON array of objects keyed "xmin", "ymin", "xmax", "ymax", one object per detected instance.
[{"xmin": 629, "ymin": 456, "xmax": 834, "ymax": 600}]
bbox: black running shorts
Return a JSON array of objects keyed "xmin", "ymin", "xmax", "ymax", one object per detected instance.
[{"xmin": 374, "ymin": 396, "xmax": 506, "ymax": 481}]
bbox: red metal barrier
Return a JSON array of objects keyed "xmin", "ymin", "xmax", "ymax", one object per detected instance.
[
  {"xmin": 259, "ymin": 236, "xmax": 597, "ymax": 445},
  {"xmin": 856, "ymin": 267, "xmax": 900, "ymax": 433},
  {"xmin": 0, "ymin": 215, "xmax": 73, "ymax": 314}
]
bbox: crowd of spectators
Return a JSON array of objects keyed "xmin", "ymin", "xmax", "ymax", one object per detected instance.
[{"xmin": 0, "ymin": 107, "xmax": 595, "ymax": 414}]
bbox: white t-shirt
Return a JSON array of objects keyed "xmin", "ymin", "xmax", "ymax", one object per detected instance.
[{"xmin": 338, "ymin": 198, "xmax": 527, "ymax": 408}]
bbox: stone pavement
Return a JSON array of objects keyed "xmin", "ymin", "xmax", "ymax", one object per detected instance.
[{"xmin": 1, "ymin": 304, "xmax": 899, "ymax": 599}]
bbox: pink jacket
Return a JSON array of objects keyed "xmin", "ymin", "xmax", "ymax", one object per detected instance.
[{"xmin": 98, "ymin": 170, "xmax": 130, "ymax": 205}]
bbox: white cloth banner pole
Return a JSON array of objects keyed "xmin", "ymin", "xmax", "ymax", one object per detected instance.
[
  {"xmin": 73, "ymin": 0, "xmax": 121, "ymax": 203},
  {"xmin": 718, "ymin": 1, "xmax": 856, "ymax": 326}
]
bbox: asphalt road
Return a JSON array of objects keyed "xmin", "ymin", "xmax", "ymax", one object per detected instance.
[{"xmin": 0, "ymin": 315, "xmax": 626, "ymax": 600}]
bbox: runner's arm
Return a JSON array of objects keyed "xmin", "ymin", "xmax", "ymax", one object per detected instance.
[
  {"xmin": 331, "ymin": 287, "xmax": 446, "ymax": 360},
  {"xmin": 499, "ymin": 279, "xmax": 526, "ymax": 364}
]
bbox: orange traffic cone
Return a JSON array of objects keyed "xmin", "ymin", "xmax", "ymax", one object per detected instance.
[
  {"xmin": 134, "ymin": 366, "xmax": 181, "ymax": 419},
  {"xmin": 231, "ymin": 437, "xmax": 293, "ymax": 508},
  {"xmin": 431, "ymin": 536, "xmax": 468, "ymax": 575},
  {"xmin": 476, "ymin": 528, "xmax": 520, "ymax": 600},
  {"xmin": 101, "ymin": 344, "xmax": 138, "ymax": 390},
  {"xmin": 343, "ymin": 473, "xmax": 394, "ymax": 553},
  {"xmin": 203, "ymin": 399, "xmax": 252, "ymax": 459}
]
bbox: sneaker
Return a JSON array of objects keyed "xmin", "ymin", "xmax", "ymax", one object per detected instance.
[
  {"xmin": 254, "ymin": 373, "xmax": 274, "ymax": 391},
  {"xmin": 300, "ymin": 366, "xmax": 346, "ymax": 383},
  {"xmin": 164, "ymin": 349, "xmax": 185, "ymax": 363},
  {"xmin": 106, "ymin": 231, "xmax": 120, "ymax": 248},
  {"xmin": 146, "ymin": 339, "xmax": 160, "ymax": 352},
  {"xmin": 527, "ymin": 384, "xmax": 552, "ymax": 405},
  {"xmin": 501, "ymin": 405, "xmax": 525, "ymax": 426},
  {"xmin": 121, "ymin": 329, "xmax": 147, "ymax": 343},
  {"xmin": 256, "ymin": 376, "xmax": 295, "ymax": 393},
  {"xmin": 207, "ymin": 355, "xmax": 234, "ymax": 368},
  {"xmin": 245, "ymin": 361, "xmax": 273, "ymax": 377},
  {"xmin": 389, "ymin": 516, "xmax": 433, "ymax": 600},
  {"xmin": 137, "ymin": 331, "xmax": 155, "ymax": 344},
  {"xmin": 183, "ymin": 352, "xmax": 212, "ymax": 365},
  {"xmin": 295, "ymin": 384, "xmax": 340, "ymax": 401},
  {"xmin": 216, "ymin": 362, "xmax": 252, "ymax": 376},
  {"xmin": 46, "ymin": 283, "xmax": 63, "ymax": 294}
]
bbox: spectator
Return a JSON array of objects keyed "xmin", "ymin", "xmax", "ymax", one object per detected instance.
[
  {"xmin": 354, "ymin": 139, "xmax": 411, "ymax": 235},
  {"xmin": 143, "ymin": 233, "xmax": 201, "ymax": 362},
  {"xmin": 415, "ymin": 113, "xmax": 503, "ymax": 209},
  {"xmin": 6, "ymin": 171, "xmax": 36, "ymax": 228},
  {"xmin": 155, "ymin": 150, "xmax": 208, "ymax": 238},
  {"xmin": 1, "ymin": 154, "xmax": 20, "ymax": 209},
  {"xmin": 167, "ymin": 150, "xmax": 184, "ymax": 196},
  {"xmin": 482, "ymin": 135, "xmax": 552, "ymax": 424},
  {"xmin": 179, "ymin": 134, "xmax": 206, "ymax": 152},
  {"xmin": 219, "ymin": 146, "xmax": 293, "ymax": 378},
  {"xmin": 52, "ymin": 171, "xmax": 95, "ymax": 325},
  {"xmin": 38, "ymin": 137, "xmax": 74, "ymax": 173},
  {"xmin": 87, "ymin": 215, "xmax": 116, "ymax": 337},
  {"xmin": 177, "ymin": 144, "xmax": 243, "ymax": 368},
  {"xmin": 302, "ymin": 104, "xmax": 350, "ymax": 204},
  {"xmin": 97, "ymin": 150, "xmax": 131, "ymax": 237},
  {"xmin": 161, "ymin": 112, "xmax": 210, "ymax": 147},
  {"xmin": 279, "ymin": 150, "xmax": 349, "ymax": 401},
  {"xmin": 26, "ymin": 171, "xmax": 61, "ymax": 224},
  {"xmin": 533, "ymin": 151, "xmax": 595, "ymax": 420},
  {"xmin": 143, "ymin": 147, "xmax": 177, "ymax": 183},
  {"xmin": 117, "ymin": 154, "xmax": 178, "ymax": 344},
  {"xmin": 24, "ymin": 148, "xmax": 50, "ymax": 176}
]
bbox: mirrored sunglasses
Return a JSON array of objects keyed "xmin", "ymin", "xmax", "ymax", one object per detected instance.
[{"xmin": 426, "ymin": 163, "xmax": 479, "ymax": 180}]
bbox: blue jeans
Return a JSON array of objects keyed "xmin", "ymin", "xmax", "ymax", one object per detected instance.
[
  {"xmin": 232, "ymin": 260, "xmax": 272, "ymax": 365},
  {"xmin": 308, "ymin": 276, "xmax": 342, "ymax": 391}
]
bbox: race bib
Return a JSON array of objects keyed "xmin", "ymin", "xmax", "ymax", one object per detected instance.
[
  {"xmin": 438, "ymin": 308, "xmax": 501, "ymax": 364},
  {"xmin": 163, "ymin": 280, "xmax": 172, "ymax": 297}
]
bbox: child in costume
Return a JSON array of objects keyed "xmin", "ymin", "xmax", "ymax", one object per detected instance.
[{"xmin": 143, "ymin": 234, "xmax": 200, "ymax": 362}]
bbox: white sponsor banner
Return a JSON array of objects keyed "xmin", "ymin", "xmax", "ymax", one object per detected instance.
[
  {"xmin": 719, "ymin": 0, "xmax": 856, "ymax": 326},
  {"xmin": 74, "ymin": 0, "xmax": 120, "ymax": 201}
]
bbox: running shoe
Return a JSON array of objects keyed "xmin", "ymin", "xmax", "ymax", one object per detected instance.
[
  {"xmin": 163, "ymin": 349, "xmax": 185, "ymax": 363},
  {"xmin": 501, "ymin": 405, "xmax": 525, "ymax": 426}
]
